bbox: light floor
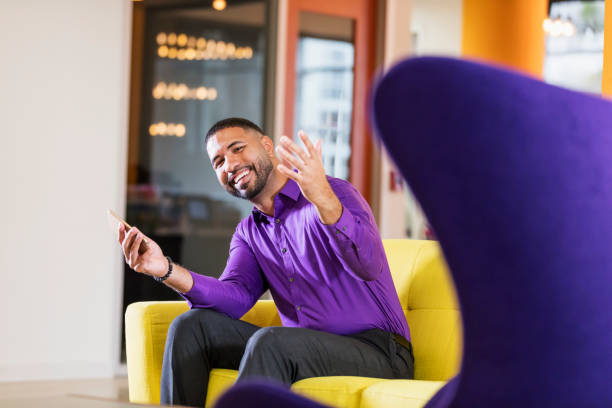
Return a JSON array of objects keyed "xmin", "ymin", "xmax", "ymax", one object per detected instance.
[{"xmin": 0, "ymin": 377, "xmax": 129, "ymax": 402}]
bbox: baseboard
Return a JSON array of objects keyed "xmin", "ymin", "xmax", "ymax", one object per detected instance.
[{"xmin": 0, "ymin": 361, "xmax": 116, "ymax": 382}]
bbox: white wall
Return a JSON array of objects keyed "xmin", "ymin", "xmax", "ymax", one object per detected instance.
[
  {"xmin": 376, "ymin": 0, "xmax": 463, "ymax": 239},
  {"xmin": 0, "ymin": 0, "xmax": 131, "ymax": 381},
  {"xmin": 411, "ymin": 0, "xmax": 463, "ymax": 56},
  {"xmin": 376, "ymin": 0, "xmax": 413, "ymax": 239}
]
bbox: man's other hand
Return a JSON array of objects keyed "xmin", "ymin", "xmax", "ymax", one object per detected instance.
[{"xmin": 118, "ymin": 223, "xmax": 168, "ymax": 278}]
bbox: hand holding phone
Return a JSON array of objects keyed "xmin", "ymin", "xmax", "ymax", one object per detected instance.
[
  {"xmin": 109, "ymin": 209, "xmax": 169, "ymax": 277},
  {"xmin": 107, "ymin": 209, "xmax": 149, "ymax": 253}
]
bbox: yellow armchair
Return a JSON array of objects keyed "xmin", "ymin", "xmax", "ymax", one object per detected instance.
[{"xmin": 125, "ymin": 239, "xmax": 462, "ymax": 408}]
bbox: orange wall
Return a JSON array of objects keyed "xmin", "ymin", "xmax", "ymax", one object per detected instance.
[
  {"xmin": 603, "ymin": 0, "xmax": 612, "ymax": 96},
  {"xmin": 462, "ymin": 0, "xmax": 547, "ymax": 77}
]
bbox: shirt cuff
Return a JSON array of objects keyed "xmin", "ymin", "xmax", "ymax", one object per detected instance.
[
  {"xmin": 179, "ymin": 270, "xmax": 217, "ymax": 308},
  {"xmin": 323, "ymin": 205, "xmax": 357, "ymax": 244}
]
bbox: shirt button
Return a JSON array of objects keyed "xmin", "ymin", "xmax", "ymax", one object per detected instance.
[
  {"xmin": 289, "ymin": 277, "xmax": 294, "ymax": 283},
  {"xmin": 343, "ymin": 226, "xmax": 347, "ymax": 231},
  {"xmin": 275, "ymin": 219, "xmax": 280, "ymax": 224},
  {"xmin": 281, "ymin": 248, "xmax": 287, "ymax": 254},
  {"xmin": 297, "ymin": 305, "xmax": 302, "ymax": 311}
]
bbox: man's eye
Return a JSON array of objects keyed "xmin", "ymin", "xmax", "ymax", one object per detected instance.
[
  {"xmin": 235, "ymin": 146, "xmax": 245, "ymax": 152},
  {"xmin": 215, "ymin": 160, "xmax": 224, "ymax": 169}
]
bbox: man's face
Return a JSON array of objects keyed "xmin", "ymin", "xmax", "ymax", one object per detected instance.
[{"xmin": 207, "ymin": 126, "xmax": 274, "ymax": 200}]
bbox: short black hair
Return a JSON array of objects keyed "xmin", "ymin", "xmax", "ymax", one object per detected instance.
[{"xmin": 205, "ymin": 117, "xmax": 264, "ymax": 145}]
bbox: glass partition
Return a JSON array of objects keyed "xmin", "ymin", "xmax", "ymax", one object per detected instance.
[{"xmin": 122, "ymin": 0, "xmax": 271, "ymax": 361}]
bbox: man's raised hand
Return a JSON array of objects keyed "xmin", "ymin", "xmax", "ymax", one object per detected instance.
[{"xmin": 276, "ymin": 131, "xmax": 342, "ymax": 224}]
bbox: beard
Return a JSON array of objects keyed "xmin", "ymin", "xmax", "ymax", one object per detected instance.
[{"xmin": 225, "ymin": 154, "xmax": 274, "ymax": 200}]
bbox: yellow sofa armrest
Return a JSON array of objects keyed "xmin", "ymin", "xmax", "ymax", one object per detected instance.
[
  {"xmin": 125, "ymin": 299, "xmax": 280, "ymax": 404},
  {"xmin": 125, "ymin": 301, "xmax": 189, "ymax": 404}
]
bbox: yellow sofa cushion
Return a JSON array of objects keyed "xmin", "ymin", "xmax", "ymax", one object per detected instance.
[
  {"xmin": 361, "ymin": 380, "xmax": 446, "ymax": 408},
  {"xmin": 206, "ymin": 369, "xmax": 239, "ymax": 408},
  {"xmin": 292, "ymin": 377, "xmax": 386, "ymax": 408},
  {"xmin": 205, "ymin": 371, "xmax": 387, "ymax": 408}
]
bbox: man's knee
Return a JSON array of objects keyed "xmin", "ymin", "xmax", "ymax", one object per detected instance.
[
  {"xmin": 238, "ymin": 327, "xmax": 297, "ymax": 383},
  {"xmin": 166, "ymin": 308, "xmax": 222, "ymax": 348},
  {"xmin": 243, "ymin": 326, "xmax": 286, "ymax": 357}
]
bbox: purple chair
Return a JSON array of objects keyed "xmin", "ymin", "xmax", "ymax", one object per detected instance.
[{"xmin": 372, "ymin": 57, "xmax": 612, "ymax": 407}]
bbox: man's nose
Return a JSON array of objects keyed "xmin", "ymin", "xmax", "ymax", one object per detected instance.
[{"xmin": 225, "ymin": 155, "xmax": 241, "ymax": 173}]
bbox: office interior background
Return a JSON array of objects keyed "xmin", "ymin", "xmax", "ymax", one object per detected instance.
[{"xmin": 0, "ymin": 0, "xmax": 610, "ymax": 392}]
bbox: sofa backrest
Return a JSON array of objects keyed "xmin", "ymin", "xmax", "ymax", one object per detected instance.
[{"xmin": 382, "ymin": 239, "xmax": 462, "ymax": 381}]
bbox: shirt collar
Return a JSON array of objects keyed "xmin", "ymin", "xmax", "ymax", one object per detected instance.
[
  {"xmin": 251, "ymin": 178, "xmax": 301, "ymax": 223},
  {"xmin": 278, "ymin": 178, "xmax": 301, "ymax": 202}
]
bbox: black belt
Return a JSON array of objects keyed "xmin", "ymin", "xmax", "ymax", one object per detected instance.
[{"xmin": 393, "ymin": 333, "xmax": 413, "ymax": 352}]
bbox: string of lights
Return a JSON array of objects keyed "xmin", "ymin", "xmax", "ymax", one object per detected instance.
[
  {"xmin": 543, "ymin": 17, "xmax": 577, "ymax": 37},
  {"xmin": 156, "ymin": 32, "xmax": 253, "ymax": 60},
  {"xmin": 149, "ymin": 122, "xmax": 186, "ymax": 138},
  {"xmin": 152, "ymin": 82, "xmax": 218, "ymax": 101}
]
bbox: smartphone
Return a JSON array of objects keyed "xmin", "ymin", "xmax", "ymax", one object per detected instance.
[{"xmin": 108, "ymin": 209, "xmax": 149, "ymax": 253}]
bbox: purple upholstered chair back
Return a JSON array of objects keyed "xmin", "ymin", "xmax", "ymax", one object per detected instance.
[{"xmin": 372, "ymin": 57, "xmax": 612, "ymax": 407}]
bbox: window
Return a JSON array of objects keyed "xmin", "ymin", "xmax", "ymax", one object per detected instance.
[
  {"xmin": 294, "ymin": 37, "xmax": 354, "ymax": 180},
  {"xmin": 543, "ymin": 0, "xmax": 605, "ymax": 94}
]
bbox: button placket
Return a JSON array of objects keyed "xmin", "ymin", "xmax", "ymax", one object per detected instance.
[{"xmin": 277, "ymin": 219, "xmax": 301, "ymax": 322}]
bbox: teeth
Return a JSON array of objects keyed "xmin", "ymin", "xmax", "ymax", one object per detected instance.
[{"xmin": 234, "ymin": 169, "xmax": 249, "ymax": 184}]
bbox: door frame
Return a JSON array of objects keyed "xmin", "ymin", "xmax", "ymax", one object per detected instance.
[{"xmin": 284, "ymin": 0, "xmax": 377, "ymax": 203}]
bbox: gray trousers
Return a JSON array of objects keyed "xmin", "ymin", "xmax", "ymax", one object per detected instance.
[{"xmin": 160, "ymin": 309, "xmax": 414, "ymax": 407}]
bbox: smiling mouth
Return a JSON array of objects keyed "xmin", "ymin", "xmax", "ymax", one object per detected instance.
[{"xmin": 232, "ymin": 168, "xmax": 251, "ymax": 189}]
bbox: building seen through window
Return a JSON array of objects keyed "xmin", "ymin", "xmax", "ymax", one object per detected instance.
[
  {"xmin": 294, "ymin": 37, "xmax": 354, "ymax": 180},
  {"xmin": 543, "ymin": 0, "xmax": 605, "ymax": 93}
]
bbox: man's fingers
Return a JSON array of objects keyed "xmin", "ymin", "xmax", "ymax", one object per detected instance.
[
  {"xmin": 277, "ymin": 164, "xmax": 301, "ymax": 182},
  {"xmin": 118, "ymin": 223, "xmax": 125, "ymax": 243},
  {"xmin": 315, "ymin": 139, "xmax": 322, "ymax": 156},
  {"xmin": 298, "ymin": 131, "xmax": 316, "ymax": 157},
  {"xmin": 279, "ymin": 155, "xmax": 294, "ymax": 172},
  {"xmin": 122, "ymin": 227, "xmax": 138, "ymax": 259},
  {"xmin": 280, "ymin": 136, "xmax": 309, "ymax": 163},
  {"xmin": 276, "ymin": 146, "xmax": 304, "ymax": 170},
  {"xmin": 129, "ymin": 233, "xmax": 144, "ymax": 268}
]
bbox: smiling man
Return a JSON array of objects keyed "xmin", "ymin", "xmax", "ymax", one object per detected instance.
[{"xmin": 118, "ymin": 117, "xmax": 414, "ymax": 407}]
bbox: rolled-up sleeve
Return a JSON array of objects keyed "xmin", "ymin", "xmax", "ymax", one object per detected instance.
[
  {"xmin": 180, "ymin": 226, "xmax": 266, "ymax": 319},
  {"xmin": 317, "ymin": 178, "xmax": 386, "ymax": 281}
]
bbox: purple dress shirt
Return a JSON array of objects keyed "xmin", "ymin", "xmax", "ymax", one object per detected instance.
[{"xmin": 181, "ymin": 177, "xmax": 410, "ymax": 340}]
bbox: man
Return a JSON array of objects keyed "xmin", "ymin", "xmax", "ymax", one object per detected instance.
[{"xmin": 119, "ymin": 118, "xmax": 414, "ymax": 407}]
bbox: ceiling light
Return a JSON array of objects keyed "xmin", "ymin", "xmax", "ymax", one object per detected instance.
[
  {"xmin": 167, "ymin": 33, "xmax": 177, "ymax": 46},
  {"xmin": 213, "ymin": 0, "xmax": 226, "ymax": 11},
  {"xmin": 156, "ymin": 32, "xmax": 167, "ymax": 45}
]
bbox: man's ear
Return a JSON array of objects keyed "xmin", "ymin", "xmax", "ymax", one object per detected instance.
[{"xmin": 261, "ymin": 135, "xmax": 275, "ymax": 154}]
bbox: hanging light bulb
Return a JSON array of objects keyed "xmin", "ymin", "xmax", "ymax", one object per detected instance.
[
  {"xmin": 542, "ymin": 18, "xmax": 553, "ymax": 34},
  {"xmin": 550, "ymin": 18, "xmax": 564, "ymax": 37},
  {"xmin": 212, "ymin": 0, "xmax": 226, "ymax": 11},
  {"xmin": 562, "ymin": 21, "xmax": 576, "ymax": 37},
  {"xmin": 543, "ymin": 15, "xmax": 576, "ymax": 38}
]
